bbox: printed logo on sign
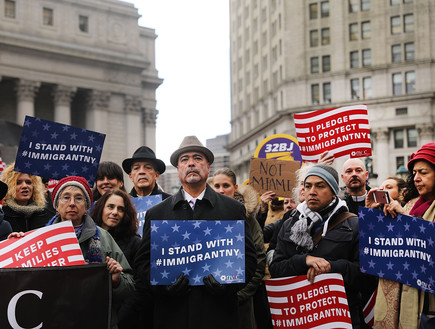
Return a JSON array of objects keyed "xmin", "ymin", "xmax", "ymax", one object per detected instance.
[
  {"xmin": 417, "ymin": 279, "xmax": 432, "ymax": 291},
  {"xmin": 352, "ymin": 150, "xmax": 370, "ymax": 157},
  {"xmin": 220, "ymin": 273, "xmax": 242, "ymax": 283}
]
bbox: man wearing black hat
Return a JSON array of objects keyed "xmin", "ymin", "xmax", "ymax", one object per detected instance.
[
  {"xmin": 130, "ymin": 136, "xmax": 257, "ymax": 329},
  {"xmin": 0, "ymin": 181, "xmax": 12, "ymax": 240},
  {"xmin": 122, "ymin": 146, "xmax": 170, "ymax": 200}
]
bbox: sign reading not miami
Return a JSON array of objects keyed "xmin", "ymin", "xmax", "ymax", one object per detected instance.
[
  {"xmin": 150, "ymin": 220, "xmax": 245, "ymax": 286},
  {"xmin": 15, "ymin": 116, "xmax": 105, "ymax": 185}
]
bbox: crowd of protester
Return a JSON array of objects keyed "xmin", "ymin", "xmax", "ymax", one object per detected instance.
[{"xmin": 0, "ymin": 140, "xmax": 434, "ymax": 329}]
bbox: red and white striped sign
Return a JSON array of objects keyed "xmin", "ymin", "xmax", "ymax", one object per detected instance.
[
  {"xmin": 0, "ymin": 221, "xmax": 85, "ymax": 268},
  {"xmin": 294, "ymin": 105, "xmax": 371, "ymax": 162},
  {"xmin": 266, "ymin": 273, "xmax": 352, "ymax": 329},
  {"xmin": 363, "ymin": 288, "xmax": 377, "ymax": 327},
  {"xmin": 47, "ymin": 179, "xmax": 59, "ymax": 192},
  {"xmin": 0, "ymin": 155, "xmax": 6, "ymax": 175}
]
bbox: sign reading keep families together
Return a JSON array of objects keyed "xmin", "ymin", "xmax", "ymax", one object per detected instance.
[{"xmin": 15, "ymin": 116, "xmax": 105, "ymax": 185}]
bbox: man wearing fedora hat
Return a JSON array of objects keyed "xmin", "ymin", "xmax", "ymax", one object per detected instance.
[
  {"xmin": 122, "ymin": 146, "xmax": 170, "ymax": 200},
  {"xmin": 129, "ymin": 136, "xmax": 257, "ymax": 329}
]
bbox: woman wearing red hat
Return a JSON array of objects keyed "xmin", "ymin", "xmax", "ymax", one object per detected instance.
[{"xmin": 374, "ymin": 143, "xmax": 435, "ymax": 329}]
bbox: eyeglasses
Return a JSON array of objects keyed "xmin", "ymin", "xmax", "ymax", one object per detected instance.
[{"xmin": 60, "ymin": 195, "xmax": 85, "ymax": 205}]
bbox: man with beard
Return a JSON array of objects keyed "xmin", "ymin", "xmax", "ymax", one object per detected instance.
[
  {"xmin": 122, "ymin": 146, "xmax": 171, "ymax": 200},
  {"xmin": 130, "ymin": 136, "xmax": 257, "ymax": 329},
  {"xmin": 338, "ymin": 158, "xmax": 370, "ymax": 214}
]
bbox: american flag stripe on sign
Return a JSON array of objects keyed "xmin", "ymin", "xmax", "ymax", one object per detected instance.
[
  {"xmin": 363, "ymin": 288, "xmax": 377, "ymax": 327},
  {"xmin": 266, "ymin": 273, "xmax": 352, "ymax": 329},
  {"xmin": 294, "ymin": 105, "xmax": 371, "ymax": 161},
  {"xmin": 0, "ymin": 221, "xmax": 85, "ymax": 268}
]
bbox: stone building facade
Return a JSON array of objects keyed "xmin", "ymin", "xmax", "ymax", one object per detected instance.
[
  {"xmin": 229, "ymin": 0, "xmax": 434, "ymax": 185},
  {"xmin": 0, "ymin": 0, "xmax": 162, "ymax": 168}
]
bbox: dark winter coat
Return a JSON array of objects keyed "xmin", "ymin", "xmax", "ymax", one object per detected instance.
[
  {"xmin": 270, "ymin": 206, "xmax": 363, "ymax": 328},
  {"xmin": 129, "ymin": 183, "xmax": 171, "ymax": 200},
  {"xmin": 0, "ymin": 208, "xmax": 12, "ymax": 241},
  {"xmin": 133, "ymin": 184, "xmax": 258, "ymax": 329},
  {"xmin": 3, "ymin": 200, "xmax": 53, "ymax": 232}
]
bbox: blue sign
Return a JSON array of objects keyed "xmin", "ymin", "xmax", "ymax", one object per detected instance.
[
  {"xmin": 359, "ymin": 207, "xmax": 435, "ymax": 294},
  {"xmin": 15, "ymin": 116, "xmax": 105, "ymax": 186},
  {"xmin": 150, "ymin": 220, "xmax": 245, "ymax": 286},
  {"xmin": 131, "ymin": 195, "xmax": 162, "ymax": 237}
]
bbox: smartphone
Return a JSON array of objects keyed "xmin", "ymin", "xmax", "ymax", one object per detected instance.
[{"xmin": 373, "ymin": 190, "xmax": 391, "ymax": 204}]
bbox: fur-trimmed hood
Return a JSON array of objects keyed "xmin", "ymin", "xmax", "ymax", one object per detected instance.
[{"xmin": 234, "ymin": 184, "xmax": 260, "ymax": 217}]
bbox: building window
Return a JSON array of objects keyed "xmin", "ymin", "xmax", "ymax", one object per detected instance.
[
  {"xmin": 350, "ymin": 51, "xmax": 359, "ymax": 68},
  {"xmin": 4, "ymin": 0, "xmax": 15, "ymax": 18},
  {"xmin": 396, "ymin": 108, "xmax": 408, "ymax": 116},
  {"xmin": 349, "ymin": 23, "xmax": 358, "ymax": 40},
  {"xmin": 323, "ymin": 82, "xmax": 331, "ymax": 102},
  {"xmin": 405, "ymin": 71, "xmax": 415, "ymax": 94},
  {"xmin": 309, "ymin": 3, "xmax": 318, "ymax": 19},
  {"xmin": 43, "ymin": 7, "xmax": 53, "ymax": 26},
  {"xmin": 321, "ymin": 1, "xmax": 329, "ymax": 17},
  {"xmin": 310, "ymin": 30, "xmax": 319, "ymax": 47},
  {"xmin": 311, "ymin": 84, "xmax": 320, "ymax": 104},
  {"xmin": 361, "ymin": 0, "xmax": 370, "ymax": 11},
  {"xmin": 362, "ymin": 49, "xmax": 371, "ymax": 66},
  {"xmin": 391, "ymin": 0, "xmax": 400, "ymax": 4},
  {"xmin": 393, "ymin": 73, "xmax": 402, "ymax": 95},
  {"xmin": 321, "ymin": 28, "xmax": 330, "ymax": 45},
  {"xmin": 396, "ymin": 156, "xmax": 405, "ymax": 169},
  {"xmin": 322, "ymin": 55, "xmax": 331, "ymax": 72},
  {"xmin": 394, "ymin": 130, "xmax": 404, "ymax": 148},
  {"xmin": 351, "ymin": 79, "xmax": 360, "ymax": 99},
  {"xmin": 404, "ymin": 14, "xmax": 414, "ymax": 33},
  {"xmin": 407, "ymin": 128, "xmax": 418, "ymax": 147},
  {"xmin": 392, "ymin": 44, "xmax": 402, "ymax": 62},
  {"xmin": 361, "ymin": 21, "xmax": 371, "ymax": 39},
  {"xmin": 405, "ymin": 42, "xmax": 414, "ymax": 61},
  {"xmin": 391, "ymin": 16, "xmax": 401, "ymax": 34},
  {"xmin": 311, "ymin": 57, "xmax": 319, "ymax": 74},
  {"xmin": 79, "ymin": 15, "xmax": 89, "ymax": 33},
  {"xmin": 349, "ymin": 0, "xmax": 358, "ymax": 12},
  {"xmin": 363, "ymin": 77, "xmax": 372, "ymax": 99},
  {"xmin": 403, "ymin": 0, "xmax": 412, "ymax": 3}
]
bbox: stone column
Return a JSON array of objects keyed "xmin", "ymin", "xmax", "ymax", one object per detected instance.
[
  {"xmin": 416, "ymin": 123, "xmax": 434, "ymax": 146},
  {"xmin": 143, "ymin": 107, "xmax": 158, "ymax": 151},
  {"xmin": 372, "ymin": 127, "xmax": 389, "ymax": 183},
  {"xmin": 15, "ymin": 79, "xmax": 40, "ymax": 125},
  {"xmin": 124, "ymin": 96, "xmax": 143, "ymax": 156},
  {"xmin": 86, "ymin": 90, "xmax": 111, "ymax": 132},
  {"xmin": 53, "ymin": 85, "xmax": 77, "ymax": 125}
]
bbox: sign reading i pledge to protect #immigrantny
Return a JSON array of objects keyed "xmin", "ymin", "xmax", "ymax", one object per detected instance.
[
  {"xmin": 150, "ymin": 220, "xmax": 245, "ymax": 286},
  {"xmin": 15, "ymin": 116, "xmax": 106, "ymax": 186},
  {"xmin": 359, "ymin": 207, "xmax": 435, "ymax": 294},
  {"xmin": 293, "ymin": 105, "xmax": 371, "ymax": 162},
  {"xmin": 266, "ymin": 273, "xmax": 352, "ymax": 328},
  {"xmin": 0, "ymin": 221, "xmax": 85, "ymax": 268}
]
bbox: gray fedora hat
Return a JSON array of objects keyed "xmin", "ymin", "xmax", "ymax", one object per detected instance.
[
  {"xmin": 122, "ymin": 146, "xmax": 166, "ymax": 174},
  {"xmin": 170, "ymin": 136, "xmax": 214, "ymax": 167}
]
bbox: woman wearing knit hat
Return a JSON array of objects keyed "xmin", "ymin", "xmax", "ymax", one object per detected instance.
[
  {"xmin": 374, "ymin": 143, "xmax": 435, "ymax": 329},
  {"xmin": 49, "ymin": 176, "xmax": 134, "ymax": 329}
]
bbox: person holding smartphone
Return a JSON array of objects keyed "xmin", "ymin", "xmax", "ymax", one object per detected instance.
[
  {"xmin": 373, "ymin": 143, "xmax": 435, "ymax": 328},
  {"xmin": 365, "ymin": 176, "xmax": 406, "ymax": 211}
]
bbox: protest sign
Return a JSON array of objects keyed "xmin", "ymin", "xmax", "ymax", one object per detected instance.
[
  {"xmin": 254, "ymin": 134, "xmax": 302, "ymax": 164},
  {"xmin": 249, "ymin": 157, "xmax": 300, "ymax": 198},
  {"xmin": 131, "ymin": 195, "xmax": 162, "ymax": 237},
  {"xmin": 15, "ymin": 116, "xmax": 105, "ymax": 185},
  {"xmin": 150, "ymin": 220, "xmax": 245, "ymax": 286},
  {"xmin": 0, "ymin": 221, "xmax": 85, "ymax": 268},
  {"xmin": 294, "ymin": 105, "xmax": 371, "ymax": 161},
  {"xmin": 0, "ymin": 264, "xmax": 110, "ymax": 328},
  {"xmin": 266, "ymin": 273, "xmax": 352, "ymax": 328},
  {"xmin": 359, "ymin": 207, "xmax": 435, "ymax": 294}
]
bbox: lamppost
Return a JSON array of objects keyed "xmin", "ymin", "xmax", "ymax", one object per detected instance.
[{"xmin": 396, "ymin": 165, "xmax": 408, "ymax": 180}]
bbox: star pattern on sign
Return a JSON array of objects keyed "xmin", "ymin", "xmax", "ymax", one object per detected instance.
[
  {"xmin": 359, "ymin": 207, "xmax": 435, "ymax": 294},
  {"xmin": 43, "ymin": 123, "xmax": 50, "ymax": 131},
  {"xmin": 150, "ymin": 219, "xmax": 246, "ymax": 286}
]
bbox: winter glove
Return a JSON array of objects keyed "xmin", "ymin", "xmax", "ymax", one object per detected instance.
[
  {"xmin": 162, "ymin": 274, "xmax": 190, "ymax": 297},
  {"xmin": 203, "ymin": 274, "xmax": 227, "ymax": 296}
]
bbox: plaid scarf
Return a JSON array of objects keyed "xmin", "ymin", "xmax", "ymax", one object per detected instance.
[{"xmin": 74, "ymin": 222, "xmax": 103, "ymax": 264}]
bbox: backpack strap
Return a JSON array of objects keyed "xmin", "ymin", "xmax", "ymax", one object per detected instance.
[{"xmin": 312, "ymin": 212, "xmax": 356, "ymax": 247}]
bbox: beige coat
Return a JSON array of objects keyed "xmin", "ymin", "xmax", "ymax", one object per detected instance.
[{"xmin": 374, "ymin": 198, "xmax": 435, "ymax": 329}]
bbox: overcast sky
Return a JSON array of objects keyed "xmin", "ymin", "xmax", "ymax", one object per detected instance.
[{"xmin": 128, "ymin": 0, "xmax": 231, "ymax": 165}]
